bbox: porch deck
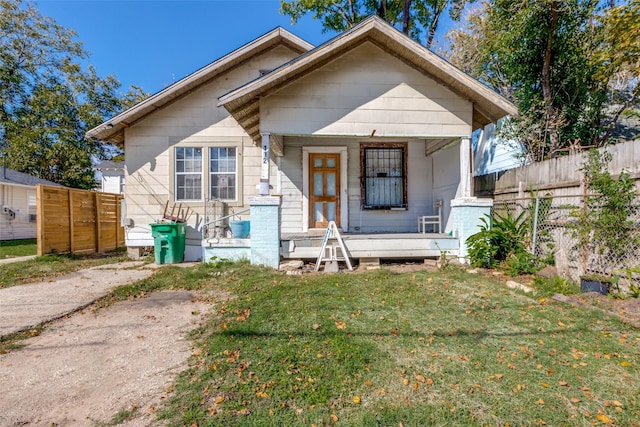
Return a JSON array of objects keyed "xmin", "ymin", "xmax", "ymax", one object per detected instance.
[{"xmin": 280, "ymin": 232, "xmax": 459, "ymax": 260}]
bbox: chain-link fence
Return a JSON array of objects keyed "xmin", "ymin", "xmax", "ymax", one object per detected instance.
[{"xmin": 492, "ymin": 194, "xmax": 640, "ymax": 286}]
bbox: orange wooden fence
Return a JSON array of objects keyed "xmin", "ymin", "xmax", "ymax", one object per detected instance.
[{"xmin": 36, "ymin": 185, "xmax": 125, "ymax": 255}]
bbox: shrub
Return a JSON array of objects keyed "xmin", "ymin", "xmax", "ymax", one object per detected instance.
[{"xmin": 466, "ymin": 210, "xmax": 528, "ymax": 269}]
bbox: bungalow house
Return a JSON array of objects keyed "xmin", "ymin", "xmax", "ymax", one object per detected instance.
[
  {"xmin": 0, "ymin": 167, "xmax": 63, "ymax": 240},
  {"xmin": 86, "ymin": 17, "xmax": 517, "ymax": 267}
]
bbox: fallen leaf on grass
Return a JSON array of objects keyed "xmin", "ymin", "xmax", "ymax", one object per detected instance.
[
  {"xmin": 353, "ymin": 396, "xmax": 361, "ymax": 404},
  {"xmin": 331, "ymin": 413, "xmax": 339, "ymax": 423},
  {"xmin": 596, "ymin": 414, "xmax": 611, "ymax": 423},
  {"xmin": 334, "ymin": 321, "xmax": 347, "ymax": 330},
  {"xmin": 236, "ymin": 308, "xmax": 250, "ymax": 321}
]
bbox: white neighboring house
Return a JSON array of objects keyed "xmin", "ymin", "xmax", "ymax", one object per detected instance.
[
  {"xmin": 96, "ymin": 160, "xmax": 125, "ymax": 194},
  {"xmin": 0, "ymin": 167, "xmax": 63, "ymax": 240},
  {"xmin": 474, "ymin": 120, "xmax": 524, "ymax": 177}
]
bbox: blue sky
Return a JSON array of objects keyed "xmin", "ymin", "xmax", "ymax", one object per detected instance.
[{"xmin": 37, "ymin": 0, "xmax": 453, "ymax": 97}]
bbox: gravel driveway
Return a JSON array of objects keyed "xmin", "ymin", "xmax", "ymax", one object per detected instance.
[{"xmin": 0, "ymin": 290, "xmax": 212, "ymax": 426}]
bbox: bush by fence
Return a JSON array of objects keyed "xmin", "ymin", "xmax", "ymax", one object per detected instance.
[{"xmin": 492, "ymin": 194, "xmax": 640, "ymax": 285}]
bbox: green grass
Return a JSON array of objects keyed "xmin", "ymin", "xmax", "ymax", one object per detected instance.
[
  {"xmin": 141, "ymin": 263, "xmax": 640, "ymax": 427},
  {"xmin": 0, "ymin": 252, "xmax": 129, "ymax": 288},
  {"xmin": 532, "ymin": 275, "xmax": 582, "ymax": 298},
  {"xmin": 0, "ymin": 238, "xmax": 37, "ymax": 258},
  {"xmin": 3, "ymin": 259, "xmax": 637, "ymax": 425}
]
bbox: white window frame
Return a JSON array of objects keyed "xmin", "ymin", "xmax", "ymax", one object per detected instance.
[
  {"xmin": 209, "ymin": 146, "xmax": 238, "ymax": 202},
  {"xmin": 175, "ymin": 147, "xmax": 203, "ymax": 201}
]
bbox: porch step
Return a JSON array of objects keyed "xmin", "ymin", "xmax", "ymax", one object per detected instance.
[{"xmin": 281, "ymin": 233, "xmax": 459, "ymax": 260}]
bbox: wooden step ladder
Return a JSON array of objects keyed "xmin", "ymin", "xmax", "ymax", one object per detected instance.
[{"xmin": 314, "ymin": 221, "xmax": 353, "ymax": 272}]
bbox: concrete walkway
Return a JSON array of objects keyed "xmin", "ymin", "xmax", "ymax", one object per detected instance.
[
  {"xmin": 0, "ymin": 255, "xmax": 38, "ymax": 265},
  {"xmin": 0, "ymin": 261, "xmax": 155, "ymax": 337}
]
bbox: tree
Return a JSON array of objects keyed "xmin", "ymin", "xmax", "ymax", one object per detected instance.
[
  {"xmin": 442, "ymin": 0, "xmax": 640, "ymax": 162},
  {"xmin": 594, "ymin": 0, "xmax": 640, "ymax": 143},
  {"xmin": 0, "ymin": 0, "xmax": 147, "ymax": 189},
  {"xmin": 280, "ymin": 0, "xmax": 471, "ymax": 49},
  {"xmin": 485, "ymin": 0, "xmax": 609, "ymax": 161}
]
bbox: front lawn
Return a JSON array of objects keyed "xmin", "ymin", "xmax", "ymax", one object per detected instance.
[
  {"xmin": 0, "ymin": 238, "xmax": 37, "ymax": 258},
  {"xmin": 154, "ymin": 263, "xmax": 640, "ymax": 426}
]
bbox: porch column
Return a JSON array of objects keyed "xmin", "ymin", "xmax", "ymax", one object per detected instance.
[
  {"xmin": 450, "ymin": 197, "xmax": 493, "ymax": 263},
  {"xmin": 459, "ymin": 136, "xmax": 472, "ymax": 198},
  {"xmin": 249, "ymin": 195, "xmax": 281, "ymax": 268},
  {"xmin": 260, "ymin": 132, "xmax": 270, "ymax": 195}
]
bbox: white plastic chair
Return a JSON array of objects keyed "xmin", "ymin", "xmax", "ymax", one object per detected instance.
[{"xmin": 418, "ymin": 200, "xmax": 442, "ymax": 234}]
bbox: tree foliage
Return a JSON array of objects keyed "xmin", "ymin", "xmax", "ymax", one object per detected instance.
[
  {"xmin": 443, "ymin": 0, "xmax": 640, "ymax": 162},
  {"xmin": 0, "ymin": 0, "xmax": 147, "ymax": 189},
  {"xmin": 280, "ymin": 0, "xmax": 472, "ymax": 48}
]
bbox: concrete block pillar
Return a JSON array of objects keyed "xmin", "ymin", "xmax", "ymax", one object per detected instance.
[
  {"xmin": 249, "ymin": 195, "xmax": 281, "ymax": 268},
  {"xmin": 450, "ymin": 197, "xmax": 493, "ymax": 262}
]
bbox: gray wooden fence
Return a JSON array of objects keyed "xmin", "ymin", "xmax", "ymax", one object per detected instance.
[{"xmin": 474, "ymin": 139, "xmax": 640, "ymax": 200}]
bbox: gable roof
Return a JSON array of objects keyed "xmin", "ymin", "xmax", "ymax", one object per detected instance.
[
  {"xmin": 219, "ymin": 16, "xmax": 518, "ymax": 142},
  {"xmin": 0, "ymin": 167, "xmax": 63, "ymax": 188},
  {"xmin": 86, "ymin": 28, "xmax": 314, "ymax": 145},
  {"xmin": 96, "ymin": 160, "xmax": 124, "ymax": 171}
]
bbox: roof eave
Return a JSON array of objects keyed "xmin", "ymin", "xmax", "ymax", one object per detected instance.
[{"xmin": 86, "ymin": 27, "xmax": 314, "ymax": 144}]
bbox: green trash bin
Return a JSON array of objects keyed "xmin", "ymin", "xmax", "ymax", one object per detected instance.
[{"xmin": 150, "ymin": 222, "xmax": 187, "ymax": 264}]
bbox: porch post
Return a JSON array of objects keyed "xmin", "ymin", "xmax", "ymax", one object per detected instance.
[
  {"xmin": 249, "ymin": 195, "xmax": 281, "ymax": 268},
  {"xmin": 260, "ymin": 132, "xmax": 270, "ymax": 195},
  {"xmin": 450, "ymin": 136, "xmax": 491, "ymax": 263},
  {"xmin": 459, "ymin": 136, "xmax": 472, "ymax": 198},
  {"xmin": 451, "ymin": 198, "xmax": 493, "ymax": 263}
]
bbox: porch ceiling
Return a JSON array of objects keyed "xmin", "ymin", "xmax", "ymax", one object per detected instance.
[{"xmin": 219, "ymin": 16, "xmax": 518, "ymax": 145}]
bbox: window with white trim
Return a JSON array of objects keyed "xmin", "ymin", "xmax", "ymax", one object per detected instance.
[
  {"xmin": 209, "ymin": 147, "xmax": 237, "ymax": 201},
  {"xmin": 360, "ymin": 143, "xmax": 407, "ymax": 209},
  {"xmin": 175, "ymin": 147, "xmax": 202, "ymax": 201}
]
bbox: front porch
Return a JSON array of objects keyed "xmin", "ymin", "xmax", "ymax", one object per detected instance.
[
  {"xmin": 200, "ymin": 196, "xmax": 491, "ymax": 268},
  {"xmin": 280, "ymin": 232, "xmax": 458, "ymax": 260}
]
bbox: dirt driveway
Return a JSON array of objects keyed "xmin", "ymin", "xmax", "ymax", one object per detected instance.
[{"xmin": 0, "ymin": 288, "xmax": 217, "ymax": 426}]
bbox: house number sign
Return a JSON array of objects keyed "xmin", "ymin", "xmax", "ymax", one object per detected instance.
[{"xmin": 261, "ymin": 141, "xmax": 269, "ymax": 180}]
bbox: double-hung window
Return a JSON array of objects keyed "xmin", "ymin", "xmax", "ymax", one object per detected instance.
[
  {"xmin": 210, "ymin": 147, "xmax": 237, "ymax": 201},
  {"xmin": 361, "ymin": 143, "xmax": 407, "ymax": 209},
  {"xmin": 175, "ymin": 147, "xmax": 202, "ymax": 201}
]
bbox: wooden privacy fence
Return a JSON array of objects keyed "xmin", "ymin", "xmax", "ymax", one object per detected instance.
[
  {"xmin": 36, "ymin": 184, "xmax": 125, "ymax": 256},
  {"xmin": 475, "ymin": 139, "xmax": 640, "ymax": 198}
]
